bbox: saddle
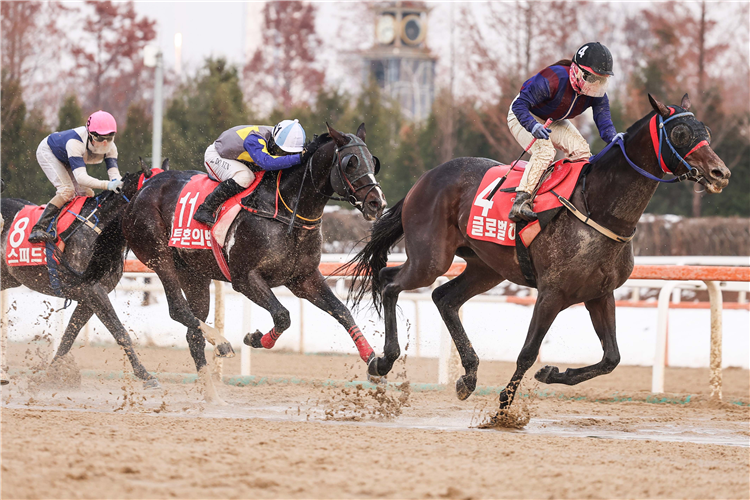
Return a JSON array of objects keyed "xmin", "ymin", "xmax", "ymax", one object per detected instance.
[
  {"xmin": 5, "ymin": 197, "xmax": 89, "ymax": 267},
  {"xmin": 467, "ymin": 158, "xmax": 588, "ymax": 248}
]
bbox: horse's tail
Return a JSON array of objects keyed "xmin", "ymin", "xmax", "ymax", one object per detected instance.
[{"xmin": 345, "ymin": 198, "xmax": 404, "ymax": 315}]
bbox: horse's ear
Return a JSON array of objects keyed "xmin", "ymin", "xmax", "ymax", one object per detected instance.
[
  {"xmin": 680, "ymin": 93, "xmax": 691, "ymax": 111},
  {"xmin": 356, "ymin": 123, "xmax": 366, "ymax": 142},
  {"xmin": 139, "ymin": 156, "xmax": 150, "ymax": 172},
  {"xmin": 648, "ymin": 93, "xmax": 670, "ymax": 118},
  {"xmin": 162, "ymin": 158, "xmax": 170, "ymax": 170},
  {"xmin": 326, "ymin": 122, "xmax": 348, "ymax": 147}
]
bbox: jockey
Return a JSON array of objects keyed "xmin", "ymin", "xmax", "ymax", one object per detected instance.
[
  {"xmin": 508, "ymin": 42, "xmax": 619, "ymax": 222},
  {"xmin": 28, "ymin": 110, "xmax": 123, "ymax": 243},
  {"xmin": 193, "ymin": 119, "xmax": 319, "ymax": 226}
]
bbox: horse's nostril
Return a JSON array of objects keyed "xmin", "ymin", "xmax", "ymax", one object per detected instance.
[{"xmin": 711, "ymin": 168, "xmax": 725, "ymax": 179}]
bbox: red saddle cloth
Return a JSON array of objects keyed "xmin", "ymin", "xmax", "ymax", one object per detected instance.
[
  {"xmin": 467, "ymin": 159, "xmax": 587, "ymax": 247},
  {"xmin": 5, "ymin": 197, "xmax": 88, "ymax": 267},
  {"xmin": 169, "ymin": 172, "xmax": 264, "ymax": 250}
]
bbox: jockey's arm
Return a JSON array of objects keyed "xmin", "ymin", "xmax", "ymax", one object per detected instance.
[
  {"xmin": 243, "ymin": 133, "xmax": 302, "ymax": 171},
  {"xmin": 592, "ymin": 95, "xmax": 617, "ymax": 144},
  {"xmin": 512, "ymin": 74, "xmax": 553, "ymax": 134},
  {"xmin": 66, "ymin": 140, "xmax": 109, "ymax": 190},
  {"xmin": 104, "ymin": 142, "xmax": 121, "ymax": 180}
]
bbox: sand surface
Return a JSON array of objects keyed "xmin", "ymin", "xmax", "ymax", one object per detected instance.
[{"xmin": 2, "ymin": 343, "xmax": 749, "ymax": 499}]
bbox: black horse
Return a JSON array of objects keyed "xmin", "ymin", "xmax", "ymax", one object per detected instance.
[
  {"xmin": 1, "ymin": 167, "xmax": 164, "ymax": 388},
  {"xmin": 347, "ymin": 94, "xmax": 730, "ymax": 415},
  {"xmin": 122, "ymin": 123, "xmax": 386, "ymax": 404}
]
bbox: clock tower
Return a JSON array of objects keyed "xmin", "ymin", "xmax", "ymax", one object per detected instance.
[{"xmin": 362, "ymin": 1, "xmax": 436, "ymax": 122}]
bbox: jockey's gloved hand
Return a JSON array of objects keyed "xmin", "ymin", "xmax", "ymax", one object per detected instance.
[
  {"xmin": 531, "ymin": 123, "xmax": 551, "ymax": 140},
  {"xmin": 107, "ymin": 178, "xmax": 124, "ymax": 193},
  {"xmin": 611, "ymin": 132, "xmax": 625, "ymax": 144},
  {"xmin": 300, "ymin": 141, "xmax": 322, "ymax": 165}
]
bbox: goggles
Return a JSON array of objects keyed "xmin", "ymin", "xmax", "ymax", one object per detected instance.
[
  {"xmin": 580, "ymin": 68, "xmax": 608, "ymax": 85},
  {"xmin": 90, "ymin": 131, "xmax": 116, "ymax": 142}
]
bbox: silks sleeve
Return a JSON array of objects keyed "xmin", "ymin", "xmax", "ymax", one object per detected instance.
[
  {"xmin": 512, "ymin": 73, "xmax": 552, "ymax": 133},
  {"xmin": 592, "ymin": 94, "xmax": 617, "ymax": 143},
  {"xmin": 244, "ymin": 133, "xmax": 302, "ymax": 171}
]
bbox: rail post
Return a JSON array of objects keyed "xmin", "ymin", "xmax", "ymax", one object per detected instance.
[
  {"xmin": 705, "ymin": 280, "xmax": 723, "ymax": 400},
  {"xmin": 1, "ymin": 288, "xmax": 9, "ymax": 382},
  {"xmin": 652, "ymin": 282, "xmax": 679, "ymax": 393},
  {"xmin": 241, "ymin": 300, "xmax": 251, "ymax": 376},
  {"xmin": 212, "ymin": 281, "xmax": 225, "ymax": 382}
]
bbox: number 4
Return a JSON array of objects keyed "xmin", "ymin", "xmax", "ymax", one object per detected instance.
[{"xmin": 474, "ymin": 178, "xmax": 502, "ymax": 217}]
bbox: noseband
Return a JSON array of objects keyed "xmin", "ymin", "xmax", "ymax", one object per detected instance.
[{"xmin": 606, "ymin": 108, "xmax": 708, "ymax": 184}]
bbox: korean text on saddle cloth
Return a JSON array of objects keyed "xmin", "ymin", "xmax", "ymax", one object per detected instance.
[
  {"xmin": 5, "ymin": 197, "xmax": 88, "ymax": 267},
  {"xmin": 169, "ymin": 177, "xmax": 215, "ymax": 249},
  {"xmin": 467, "ymin": 159, "xmax": 586, "ymax": 247}
]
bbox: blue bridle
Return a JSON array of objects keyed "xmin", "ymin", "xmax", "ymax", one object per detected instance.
[{"xmin": 591, "ymin": 109, "xmax": 705, "ymax": 184}]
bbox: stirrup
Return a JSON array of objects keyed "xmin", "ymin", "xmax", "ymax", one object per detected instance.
[
  {"xmin": 509, "ymin": 192, "xmax": 537, "ymax": 223},
  {"xmin": 28, "ymin": 229, "xmax": 56, "ymax": 244}
]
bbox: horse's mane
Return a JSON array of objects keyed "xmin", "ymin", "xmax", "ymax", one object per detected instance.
[
  {"xmin": 309, "ymin": 132, "xmax": 332, "ymax": 149},
  {"xmin": 590, "ymin": 110, "xmax": 657, "ymax": 167}
]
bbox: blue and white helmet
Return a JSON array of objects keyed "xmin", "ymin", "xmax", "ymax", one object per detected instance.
[{"xmin": 272, "ymin": 119, "xmax": 306, "ymax": 153}]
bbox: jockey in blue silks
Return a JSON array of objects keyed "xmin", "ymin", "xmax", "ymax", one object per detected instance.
[
  {"xmin": 193, "ymin": 119, "xmax": 320, "ymax": 226},
  {"xmin": 507, "ymin": 42, "xmax": 621, "ymax": 222},
  {"xmin": 28, "ymin": 110, "xmax": 123, "ymax": 243}
]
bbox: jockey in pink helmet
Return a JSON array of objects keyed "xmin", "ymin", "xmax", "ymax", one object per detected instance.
[{"xmin": 28, "ymin": 110, "xmax": 124, "ymax": 243}]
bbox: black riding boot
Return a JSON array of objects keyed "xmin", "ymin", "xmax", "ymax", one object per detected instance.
[
  {"xmin": 508, "ymin": 191, "xmax": 537, "ymax": 223},
  {"xmin": 28, "ymin": 204, "xmax": 62, "ymax": 244},
  {"xmin": 193, "ymin": 179, "xmax": 246, "ymax": 227}
]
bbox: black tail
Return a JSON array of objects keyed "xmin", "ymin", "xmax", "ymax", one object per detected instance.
[{"xmin": 344, "ymin": 198, "xmax": 405, "ymax": 315}]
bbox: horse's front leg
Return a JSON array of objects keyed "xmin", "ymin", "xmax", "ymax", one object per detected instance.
[
  {"xmin": 51, "ymin": 302, "xmax": 93, "ymax": 360},
  {"xmin": 498, "ymin": 291, "xmax": 563, "ymax": 410},
  {"xmin": 534, "ymin": 292, "xmax": 621, "ymax": 385},
  {"xmin": 288, "ymin": 270, "xmax": 374, "ymax": 363},
  {"xmin": 236, "ymin": 271, "xmax": 291, "ymax": 350}
]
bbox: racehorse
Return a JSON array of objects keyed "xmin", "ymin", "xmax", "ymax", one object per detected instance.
[
  {"xmin": 1, "ymin": 166, "xmax": 165, "ymax": 388},
  {"xmin": 122, "ymin": 123, "xmax": 386, "ymax": 404},
  {"xmin": 347, "ymin": 94, "xmax": 730, "ymax": 415}
]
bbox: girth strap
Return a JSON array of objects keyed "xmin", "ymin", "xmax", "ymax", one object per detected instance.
[{"xmin": 550, "ymin": 190, "xmax": 635, "ymax": 243}]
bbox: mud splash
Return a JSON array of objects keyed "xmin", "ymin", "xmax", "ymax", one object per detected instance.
[{"xmin": 322, "ymin": 382, "xmax": 411, "ymax": 421}]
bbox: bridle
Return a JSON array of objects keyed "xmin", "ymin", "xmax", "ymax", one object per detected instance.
[
  {"xmin": 326, "ymin": 134, "xmax": 381, "ymax": 211},
  {"xmin": 284, "ymin": 134, "xmax": 382, "ymax": 233},
  {"xmin": 609, "ymin": 107, "xmax": 709, "ymax": 184}
]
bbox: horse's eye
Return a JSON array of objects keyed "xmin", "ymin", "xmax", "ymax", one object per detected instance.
[
  {"xmin": 346, "ymin": 155, "xmax": 359, "ymax": 172},
  {"xmin": 670, "ymin": 124, "xmax": 692, "ymax": 148},
  {"xmin": 705, "ymin": 125, "xmax": 712, "ymax": 143}
]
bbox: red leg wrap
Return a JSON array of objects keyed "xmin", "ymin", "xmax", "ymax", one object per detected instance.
[
  {"xmin": 348, "ymin": 326, "xmax": 374, "ymax": 363},
  {"xmin": 261, "ymin": 328, "xmax": 280, "ymax": 349}
]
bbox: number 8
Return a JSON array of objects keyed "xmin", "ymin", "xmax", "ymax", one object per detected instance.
[{"xmin": 9, "ymin": 217, "xmax": 29, "ymax": 248}]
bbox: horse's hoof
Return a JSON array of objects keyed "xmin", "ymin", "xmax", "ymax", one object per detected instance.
[
  {"xmin": 215, "ymin": 341, "xmax": 235, "ymax": 358},
  {"xmin": 455, "ymin": 376, "xmax": 475, "ymax": 401},
  {"xmin": 534, "ymin": 365, "xmax": 559, "ymax": 384},
  {"xmin": 244, "ymin": 331, "xmax": 264, "ymax": 349},
  {"xmin": 367, "ymin": 355, "xmax": 383, "ymax": 377},
  {"xmin": 143, "ymin": 378, "xmax": 161, "ymax": 390}
]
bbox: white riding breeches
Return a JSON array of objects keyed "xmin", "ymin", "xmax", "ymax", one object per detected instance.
[
  {"xmin": 37, "ymin": 139, "xmax": 94, "ymax": 207},
  {"xmin": 204, "ymin": 143, "xmax": 255, "ymax": 188},
  {"xmin": 507, "ymin": 96, "xmax": 592, "ymax": 193}
]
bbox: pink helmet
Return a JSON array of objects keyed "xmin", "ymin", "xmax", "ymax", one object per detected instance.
[{"xmin": 86, "ymin": 110, "xmax": 117, "ymax": 135}]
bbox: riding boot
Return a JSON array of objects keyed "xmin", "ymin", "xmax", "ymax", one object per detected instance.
[
  {"xmin": 508, "ymin": 191, "xmax": 537, "ymax": 223},
  {"xmin": 27, "ymin": 204, "xmax": 62, "ymax": 244},
  {"xmin": 193, "ymin": 179, "xmax": 246, "ymax": 227}
]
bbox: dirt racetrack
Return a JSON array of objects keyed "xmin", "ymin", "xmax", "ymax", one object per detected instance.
[{"xmin": 2, "ymin": 343, "xmax": 749, "ymax": 499}]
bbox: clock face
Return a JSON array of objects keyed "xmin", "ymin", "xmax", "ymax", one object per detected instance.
[
  {"xmin": 376, "ymin": 15, "xmax": 395, "ymax": 45},
  {"xmin": 401, "ymin": 14, "xmax": 425, "ymax": 45}
]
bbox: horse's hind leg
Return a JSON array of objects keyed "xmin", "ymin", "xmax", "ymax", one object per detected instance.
[
  {"xmin": 534, "ymin": 292, "xmax": 621, "ymax": 385},
  {"xmin": 432, "ymin": 259, "xmax": 503, "ymax": 400},
  {"xmin": 498, "ymin": 291, "xmax": 564, "ymax": 410},
  {"xmin": 80, "ymin": 285, "xmax": 159, "ymax": 388},
  {"xmin": 51, "ymin": 302, "xmax": 93, "ymax": 360},
  {"xmin": 370, "ymin": 261, "xmax": 446, "ymax": 378}
]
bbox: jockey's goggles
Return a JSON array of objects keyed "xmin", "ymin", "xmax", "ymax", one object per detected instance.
[
  {"xmin": 580, "ymin": 67, "xmax": 608, "ymax": 85},
  {"xmin": 90, "ymin": 131, "xmax": 116, "ymax": 142}
]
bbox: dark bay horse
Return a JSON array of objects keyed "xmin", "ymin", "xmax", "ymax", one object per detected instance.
[
  {"xmin": 122, "ymin": 123, "xmax": 386, "ymax": 404},
  {"xmin": 347, "ymin": 94, "xmax": 730, "ymax": 413},
  {"xmin": 1, "ymin": 168, "xmax": 163, "ymax": 388}
]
